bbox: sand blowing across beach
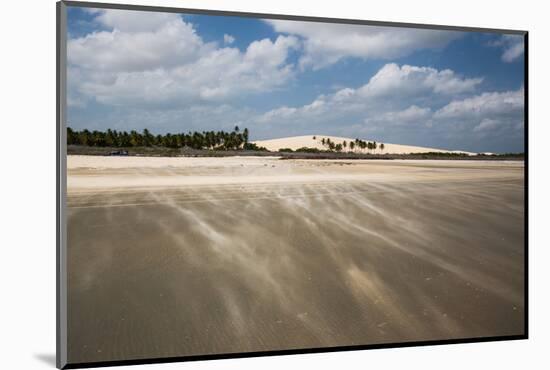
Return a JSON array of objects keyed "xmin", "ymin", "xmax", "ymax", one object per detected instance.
[{"xmin": 66, "ymin": 155, "xmax": 525, "ymax": 363}]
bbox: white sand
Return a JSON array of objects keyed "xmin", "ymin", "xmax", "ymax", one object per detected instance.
[
  {"xmin": 67, "ymin": 155, "xmax": 522, "ymax": 194},
  {"xmin": 253, "ymin": 135, "xmax": 475, "ymax": 155},
  {"xmin": 67, "ymin": 155, "xmax": 281, "ymax": 169}
]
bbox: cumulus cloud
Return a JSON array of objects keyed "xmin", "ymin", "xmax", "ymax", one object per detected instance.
[
  {"xmin": 358, "ymin": 63, "xmax": 482, "ymax": 97},
  {"xmin": 251, "ymin": 63, "xmax": 523, "ymax": 151},
  {"xmin": 68, "ymin": 9, "xmax": 299, "ymax": 107},
  {"xmin": 67, "ymin": 10, "xmax": 524, "ymax": 153},
  {"xmin": 92, "ymin": 8, "xmax": 181, "ymax": 32},
  {"xmin": 433, "ymin": 88, "xmax": 524, "ymax": 119},
  {"xmin": 67, "ymin": 95, "xmax": 86, "ymax": 108},
  {"xmin": 223, "ymin": 34, "xmax": 235, "ymax": 44},
  {"xmin": 256, "ymin": 63, "xmax": 483, "ymax": 125},
  {"xmin": 68, "ymin": 14, "xmax": 210, "ymax": 72},
  {"xmin": 433, "ymin": 88, "xmax": 525, "ymax": 141},
  {"xmin": 364, "ymin": 105, "xmax": 432, "ymax": 126},
  {"xmin": 253, "ymin": 62, "xmax": 482, "ymax": 124},
  {"xmin": 490, "ymin": 34, "xmax": 525, "ymax": 63},
  {"xmin": 266, "ymin": 20, "xmax": 461, "ymax": 69},
  {"xmin": 473, "ymin": 118, "xmax": 499, "ymax": 132}
]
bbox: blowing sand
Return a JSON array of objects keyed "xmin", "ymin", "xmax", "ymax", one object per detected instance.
[{"xmin": 67, "ymin": 155, "xmax": 524, "ymax": 364}]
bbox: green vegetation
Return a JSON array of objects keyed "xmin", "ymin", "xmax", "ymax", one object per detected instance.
[
  {"xmin": 317, "ymin": 137, "xmax": 383, "ymax": 153},
  {"xmin": 417, "ymin": 152, "xmax": 469, "ymax": 157},
  {"xmin": 67, "ymin": 127, "xmax": 523, "ymax": 160},
  {"xmin": 66, "ymin": 126, "xmax": 264, "ymax": 151},
  {"xmin": 242, "ymin": 142, "xmax": 268, "ymax": 151},
  {"xmin": 295, "ymin": 147, "xmax": 321, "ymax": 153}
]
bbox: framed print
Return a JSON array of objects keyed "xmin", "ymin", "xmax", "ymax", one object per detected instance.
[{"xmin": 57, "ymin": 1, "xmax": 527, "ymax": 368}]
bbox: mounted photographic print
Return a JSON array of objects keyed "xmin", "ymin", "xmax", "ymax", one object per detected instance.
[{"xmin": 56, "ymin": 1, "xmax": 527, "ymax": 368}]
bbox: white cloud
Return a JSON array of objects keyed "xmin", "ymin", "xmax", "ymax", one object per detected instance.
[
  {"xmin": 257, "ymin": 106, "xmax": 298, "ymax": 123},
  {"xmin": 250, "ymin": 64, "xmax": 522, "ymax": 151},
  {"xmin": 473, "ymin": 118, "xmax": 499, "ymax": 132},
  {"xmin": 91, "ymin": 8, "xmax": 181, "ymax": 32},
  {"xmin": 490, "ymin": 35, "xmax": 524, "ymax": 63},
  {"xmin": 266, "ymin": 20, "xmax": 461, "ymax": 69},
  {"xmin": 502, "ymin": 40, "xmax": 524, "ymax": 62},
  {"xmin": 67, "ymin": 95, "xmax": 86, "ymax": 108},
  {"xmin": 68, "ymin": 17, "xmax": 209, "ymax": 73},
  {"xmin": 244, "ymin": 36, "xmax": 299, "ymax": 68},
  {"xmin": 365, "ymin": 105, "xmax": 432, "ymax": 126},
  {"xmin": 358, "ymin": 63, "xmax": 482, "ymax": 97},
  {"xmin": 223, "ymin": 34, "xmax": 235, "ymax": 44},
  {"xmin": 256, "ymin": 63, "xmax": 483, "ymax": 126},
  {"xmin": 67, "ymin": 11, "xmax": 524, "ymax": 152},
  {"xmin": 433, "ymin": 88, "xmax": 524, "ymax": 119},
  {"xmin": 433, "ymin": 88, "xmax": 524, "ymax": 141},
  {"xmin": 68, "ymin": 9, "xmax": 299, "ymax": 107}
]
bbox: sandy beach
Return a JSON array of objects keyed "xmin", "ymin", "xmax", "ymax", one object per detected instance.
[{"xmin": 66, "ymin": 155, "xmax": 525, "ymax": 363}]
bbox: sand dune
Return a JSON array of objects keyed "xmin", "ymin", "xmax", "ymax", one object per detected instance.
[{"xmin": 253, "ymin": 135, "xmax": 475, "ymax": 155}]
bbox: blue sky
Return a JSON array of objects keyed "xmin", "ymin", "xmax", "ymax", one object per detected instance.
[{"xmin": 66, "ymin": 7, "xmax": 525, "ymax": 153}]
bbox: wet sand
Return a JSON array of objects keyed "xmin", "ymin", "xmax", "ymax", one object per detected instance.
[{"xmin": 67, "ymin": 156, "xmax": 525, "ymax": 363}]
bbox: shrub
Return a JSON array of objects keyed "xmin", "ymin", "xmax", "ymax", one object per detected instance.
[
  {"xmin": 243, "ymin": 143, "xmax": 268, "ymax": 151},
  {"xmin": 295, "ymin": 147, "xmax": 321, "ymax": 153}
]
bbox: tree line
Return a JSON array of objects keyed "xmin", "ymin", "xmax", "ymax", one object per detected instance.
[
  {"xmin": 318, "ymin": 137, "xmax": 385, "ymax": 153},
  {"xmin": 66, "ymin": 126, "xmax": 267, "ymax": 151}
]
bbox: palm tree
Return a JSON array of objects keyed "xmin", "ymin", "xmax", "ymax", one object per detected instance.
[
  {"xmin": 142, "ymin": 128, "xmax": 153, "ymax": 147},
  {"xmin": 105, "ymin": 129, "xmax": 115, "ymax": 147},
  {"xmin": 380, "ymin": 143, "xmax": 385, "ymax": 153},
  {"xmin": 67, "ymin": 127, "xmax": 76, "ymax": 145},
  {"xmin": 349, "ymin": 141, "xmax": 355, "ymax": 152},
  {"xmin": 243, "ymin": 128, "xmax": 249, "ymax": 146},
  {"xmin": 68, "ymin": 127, "xmax": 256, "ymax": 151},
  {"xmin": 112, "ymin": 130, "xmax": 120, "ymax": 147}
]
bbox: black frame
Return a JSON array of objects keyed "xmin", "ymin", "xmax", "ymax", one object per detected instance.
[{"xmin": 56, "ymin": 1, "xmax": 529, "ymax": 368}]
